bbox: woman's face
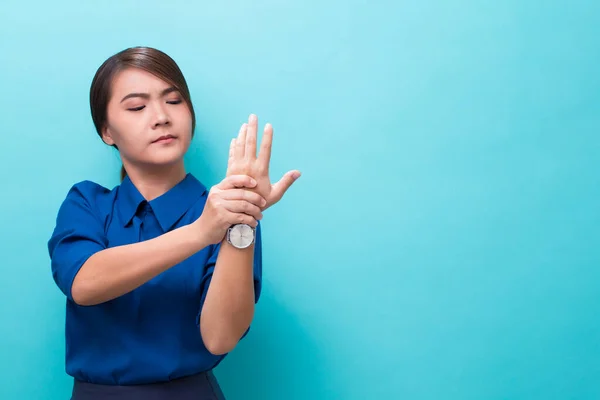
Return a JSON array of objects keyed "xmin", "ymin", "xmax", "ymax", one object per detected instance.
[{"xmin": 102, "ymin": 67, "xmax": 193, "ymax": 171}]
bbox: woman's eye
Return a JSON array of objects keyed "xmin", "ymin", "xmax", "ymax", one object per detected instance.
[
  {"xmin": 127, "ymin": 105, "xmax": 145, "ymax": 112},
  {"xmin": 167, "ymin": 99, "xmax": 182, "ymax": 105}
]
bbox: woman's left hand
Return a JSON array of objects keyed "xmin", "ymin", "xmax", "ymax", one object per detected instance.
[{"xmin": 226, "ymin": 114, "xmax": 301, "ymax": 211}]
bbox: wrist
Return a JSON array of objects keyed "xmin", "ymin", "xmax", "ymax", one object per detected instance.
[{"xmin": 187, "ymin": 219, "xmax": 210, "ymax": 249}]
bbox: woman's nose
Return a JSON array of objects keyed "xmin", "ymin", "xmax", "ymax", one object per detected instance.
[{"xmin": 152, "ymin": 104, "xmax": 170, "ymax": 127}]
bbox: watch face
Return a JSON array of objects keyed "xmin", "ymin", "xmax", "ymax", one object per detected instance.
[{"xmin": 229, "ymin": 224, "xmax": 254, "ymax": 248}]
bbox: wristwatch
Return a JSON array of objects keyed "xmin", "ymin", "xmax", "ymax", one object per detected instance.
[{"xmin": 226, "ymin": 224, "xmax": 256, "ymax": 249}]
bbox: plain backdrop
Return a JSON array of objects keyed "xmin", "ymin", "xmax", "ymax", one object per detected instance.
[{"xmin": 0, "ymin": 1, "xmax": 599, "ymax": 399}]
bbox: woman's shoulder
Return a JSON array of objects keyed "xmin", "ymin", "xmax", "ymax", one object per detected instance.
[
  {"xmin": 48, "ymin": 180, "xmax": 118, "ymax": 240},
  {"xmin": 66, "ymin": 179, "xmax": 114, "ymax": 200},
  {"xmin": 59, "ymin": 179, "xmax": 118, "ymax": 214}
]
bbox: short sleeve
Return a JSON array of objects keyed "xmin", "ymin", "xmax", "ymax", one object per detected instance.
[
  {"xmin": 47, "ymin": 182, "xmax": 108, "ymax": 301},
  {"xmin": 196, "ymin": 221, "xmax": 263, "ymax": 327}
]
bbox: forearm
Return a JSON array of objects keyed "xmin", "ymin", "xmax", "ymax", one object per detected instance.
[
  {"xmin": 72, "ymin": 224, "xmax": 207, "ymax": 306},
  {"xmin": 200, "ymin": 239, "xmax": 256, "ymax": 355}
]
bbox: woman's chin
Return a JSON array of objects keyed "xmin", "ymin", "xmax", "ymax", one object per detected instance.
[
  {"xmin": 146, "ymin": 147, "xmax": 188, "ymax": 166},
  {"xmin": 135, "ymin": 155, "xmax": 185, "ymax": 172}
]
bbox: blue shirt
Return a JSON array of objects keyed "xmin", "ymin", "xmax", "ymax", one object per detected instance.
[{"xmin": 47, "ymin": 173, "xmax": 262, "ymax": 385}]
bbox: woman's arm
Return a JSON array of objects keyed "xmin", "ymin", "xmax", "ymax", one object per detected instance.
[
  {"xmin": 197, "ymin": 115, "xmax": 301, "ymax": 355},
  {"xmin": 199, "ymin": 239, "xmax": 256, "ymax": 355},
  {"xmin": 72, "ymin": 223, "xmax": 208, "ymax": 306},
  {"xmin": 69, "ymin": 175, "xmax": 265, "ymax": 306}
]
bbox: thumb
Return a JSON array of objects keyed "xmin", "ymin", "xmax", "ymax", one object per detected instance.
[{"xmin": 270, "ymin": 170, "xmax": 301, "ymax": 204}]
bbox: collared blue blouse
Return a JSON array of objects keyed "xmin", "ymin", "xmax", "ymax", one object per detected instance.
[{"xmin": 47, "ymin": 173, "xmax": 262, "ymax": 385}]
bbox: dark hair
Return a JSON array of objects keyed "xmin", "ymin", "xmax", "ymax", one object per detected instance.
[{"xmin": 89, "ymin": 46, "xmax": 196, "ymax": 181}]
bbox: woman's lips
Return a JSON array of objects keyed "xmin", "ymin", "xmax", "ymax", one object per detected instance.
[{"xmin": 153, "ymin": 135, "xmax": 176, "ymax": 144}]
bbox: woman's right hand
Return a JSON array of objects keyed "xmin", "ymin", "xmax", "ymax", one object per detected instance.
[{"xmin": 194, "ymin": 174, "xmax": 267, "ymax": 245}]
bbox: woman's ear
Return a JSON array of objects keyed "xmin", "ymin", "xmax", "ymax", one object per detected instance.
[{"xmin": 101, "ymin": 125, "xmax": 115, "ymax": 146}]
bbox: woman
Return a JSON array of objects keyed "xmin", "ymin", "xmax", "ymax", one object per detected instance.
[{"xmin": 47, "ymin": 46, "xmax": 300, "ymax": 400}]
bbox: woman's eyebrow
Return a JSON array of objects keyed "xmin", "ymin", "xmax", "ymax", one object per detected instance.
[{"xmin": 120, "ymin": 87, "xmax": 179, "ymax": 103}]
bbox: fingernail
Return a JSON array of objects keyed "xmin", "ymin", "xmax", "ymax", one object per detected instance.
[
  {"xmin": 250, "ymin": 179, "xmax": 257, "ymax": 186},
  {"xmin": 292, "ymin": 171, "xmax": 301, "ymax": 180},
  {"xmin": 262, "ymin": 199, "xmax": 267, "ymax": 207},
  {"xmin": 249, "ymin": 114, "xmax": 256, "ymax": 122}
]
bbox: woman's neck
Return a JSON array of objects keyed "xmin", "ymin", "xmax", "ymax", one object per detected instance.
[{"xmin": 124, "ymin": 161, "xmax": 187, "ymax": 201}]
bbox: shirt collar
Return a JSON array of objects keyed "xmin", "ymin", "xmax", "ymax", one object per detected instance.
[{"xmin": 118, "ymin": 173, "xmax": 207, "ymax": 231}]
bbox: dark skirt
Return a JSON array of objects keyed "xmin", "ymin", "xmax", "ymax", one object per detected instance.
[{"xmin": 70, "ymin": 371, "xmax": 226, "ymax": 400}]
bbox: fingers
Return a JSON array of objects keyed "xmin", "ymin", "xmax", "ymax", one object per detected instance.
[
  {"xmin": 226, "ymin": 211, "xmax": 259, "ymax": 228},
  {"xmin": 270, "ymin": 170, "xmax": 301, "ymax": 204},
  {"xmin": 245, "ymin": 114, "xmax": 258, "ymax": 160},
  {"xmin": 235, "ymin": 123, "xmax": 247, "ymax": 160},
  {"xmin": 226, "ymin": 138, "xmax": 235, "ymax": 174},
  {"xmin": 223, "ymin": 200, "xmax": 263, "ymax": 221},
  {"xmin": 218, "ymin": 174, "xmax": 256, "ymax": 190},
  {"xmin": 220, "ymin": 188, "xmax": 266, "ymax": 208},
  {"xmin": 257, "ymin": 123, "xmax": 273, "ymax": 171}
]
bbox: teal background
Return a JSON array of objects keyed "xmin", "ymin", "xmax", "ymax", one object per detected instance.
[{"xmin": 1, "ymin": 1, "xmax": 599, "ymax": 399}]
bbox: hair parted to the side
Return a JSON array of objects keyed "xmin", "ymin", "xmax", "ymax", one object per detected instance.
[{"xmin": 89, "ymin": 46, "xmax": 196, "ymax": 181}]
